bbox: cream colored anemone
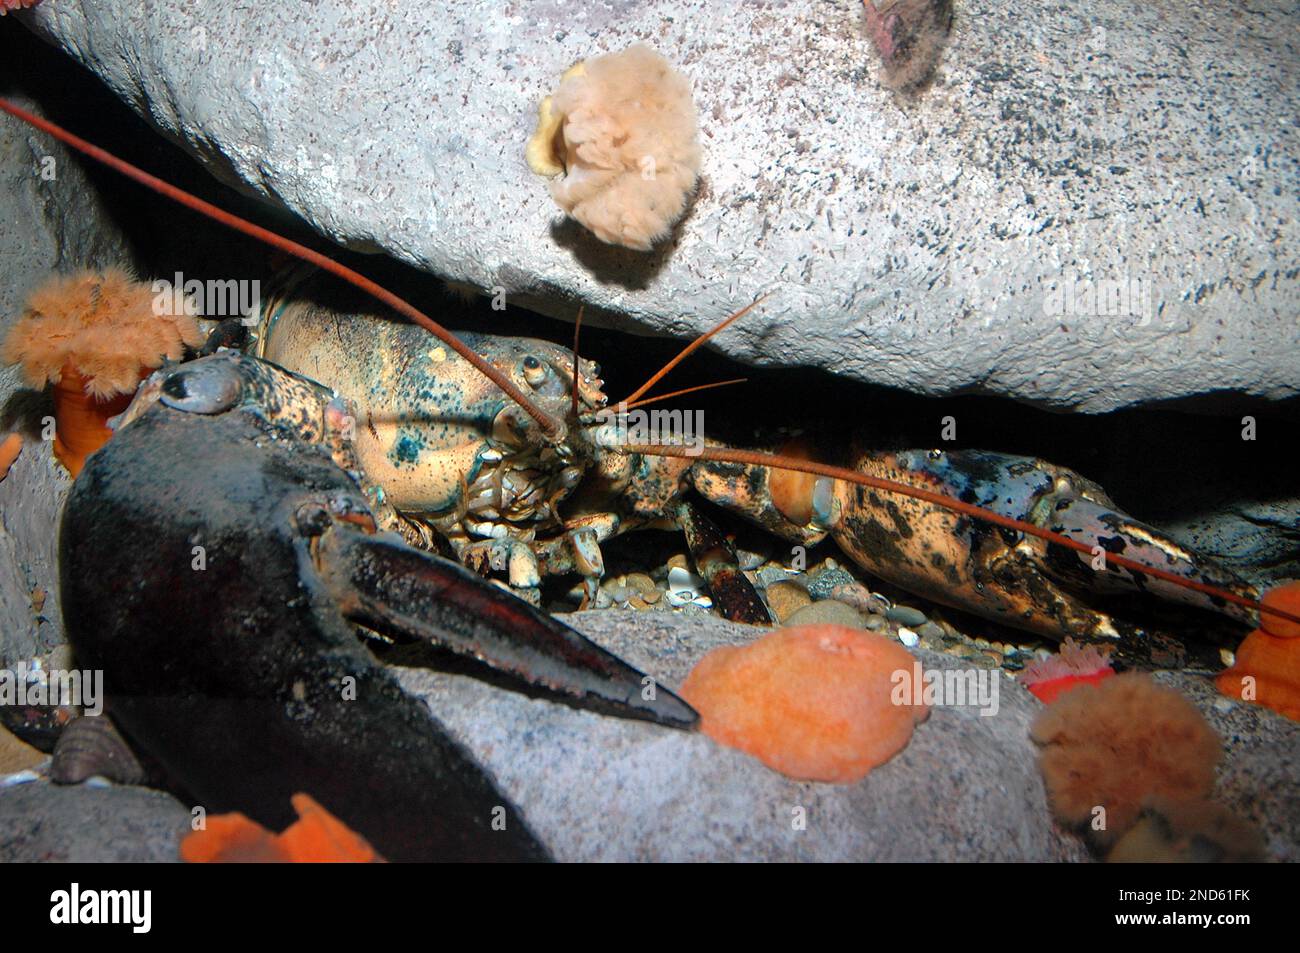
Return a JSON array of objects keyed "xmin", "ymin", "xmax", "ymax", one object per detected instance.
[{"xmin": 527, "ymin": 44, "xmax": 701, "ymax": 251}]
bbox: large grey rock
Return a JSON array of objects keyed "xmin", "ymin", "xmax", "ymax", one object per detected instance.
[
  {"xmin": 18, "ymin": 0, "xmax": 1299, "ymax": 412},
  {"xmin": 2, "ymin": 612, "xmax": 1293, "ymax": 862},
  {"xmin": 0, "ymin": 92, "xmax": 131, "ymax": 667}
]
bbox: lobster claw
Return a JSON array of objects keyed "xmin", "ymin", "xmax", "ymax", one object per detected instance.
[
  {"xmin": 308, "ymin": 521, "xmax": 698, "ymax": 728},
  {"xmin": 1029, "ymin": 479, "xmax": 1259, "ymax": 627}
]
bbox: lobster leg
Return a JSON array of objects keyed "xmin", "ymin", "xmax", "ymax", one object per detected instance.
[{"xmin": 675, "ymin": 501, "xmax": 773, "ymax": 624}]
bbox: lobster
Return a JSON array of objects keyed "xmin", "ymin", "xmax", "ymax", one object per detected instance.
[
  {"xmin": 246, "ymin": 280, "xmax": 1264, "ymax": 669},
  {"xmin": 2, "ymin": 98, "xmax": 1295, "ymax": 695}
]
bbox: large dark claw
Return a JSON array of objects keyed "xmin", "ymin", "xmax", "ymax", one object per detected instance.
[
  {"xmin": 58, "ymin": 355, "xmax": 695, "ymax": 861},
  {"xmin": 313, "ymin": 526, "xmax": 698, "ymax": 728}
]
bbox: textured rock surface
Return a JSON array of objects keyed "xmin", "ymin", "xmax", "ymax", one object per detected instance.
[
  {"xmin": 0, "ymin": 91, "xmax": 130, "ymax": 667},
  {"xmin": 398, "ymin": 610, "xmax": 1086, "ymax": 861},
  {"xmin": 2, "ymin": 612, "xmax": 1294, "ymax": 862},
  {"xmin": 1158, "ymin": 671, "xmax": 1300, "ymax": 863},
  {"xmin": 18, "ymin": 0, "xmax": 1299, "ymax": 411},
  {"xmin": 0, "ymin": 779, "xmax": 188, "ymax": 862}
]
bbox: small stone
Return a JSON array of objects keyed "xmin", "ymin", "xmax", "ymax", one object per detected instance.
[
  {"xmin": 886, "ymin": 605, "xmax": 928, "ymax": 627},
  {"xmin": 640, "ymin": 589, "xmax": 661, "ymax": 605},
  {"xmin": 805, "ymin": 565, "xmax": 856, "ymax": 600},
  {"xmin": 862, "ymin": 615, "xmax": 888, "ymax": 632},
  {"xmin": 628, "ymin": 596, "xmax": 649, "ymax": 610},
  {"xmin": 898, "ymin": 627, "xmax": 920, "ymax": 648},
  {"xmin": 667, "ymin": 554, "xmax": 690, "ymax": 572},
  {"xmin": 735, "ymin": 547, "xmax": 768, "ymax": 571},
  {"xmin": 827, "ymin": 580, "xmax": 886, "ymax": 615},
  {"xmin": 784, "ymin": 600, "xmax": 865, "ymax": 629},
  {"xmin": 765, "ymin": 580, "xmax": 812, "ymax": 622},
  {"xmin": 917, "ymin": 622, "xmax": 946, "ymax": 641},
  {"xmin": 756, "ymin": 566, "xmax": 794, "ymax": 588},
  {"xmin": 624, "ymin": 572, "xmax": 657, "ymax": 596}
]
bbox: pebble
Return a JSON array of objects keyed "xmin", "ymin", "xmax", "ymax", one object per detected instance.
[
  {"xmin": 861, "ymin": 615, "xmax": 888, "ymax": 632},
  {"xmin": 736, "ymin": 548, "xmax": 768, "ymax": 571},
  {"xmin": 804, "ymin": 564, "xmax": 856, "ymax": 600},
  {"xmin": 827, "ymin": 580, "xmax": 888, "ymax": 616},
  {"xmin": 667, "ymin": 554, "xmax": 690, "ymax": 572},
  {"xmin": 765, "ymin": 580, "xmax": 812, "ymax": 622},
  {"xmin": 898, "ymin": 627, "xmax": 920, "ymax": 647},
  {"xmin": 756, "ymin": 566, "xmax": 794, "ymax": 588},
  {"xmin": 784, "ymin": 600, "xmax": 865, "ymax": 629},
  {"xmin": 917, "ymin": 622, "xmax": 947, "ymax": 641},
  {"xmin": 624, "ymin": 573, "xmax": 658, "ymax": 596},
  {"xmin": 886, "ymin": 605, "xmax": 928, "ymax": 627}
]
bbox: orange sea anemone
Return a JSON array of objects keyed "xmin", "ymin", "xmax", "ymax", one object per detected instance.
[
  {"xmin": 1030, "ymin": 673, "xmax": 1222, "ymax": 846},
  {"xmin": 2, "ymin": 268, "xmax": 203, "ymax": 475},
  {"xmin": 1214, "ymin": 581, "xmax": 1300, "ymax": 722},
  {"xmin": 0, "ymin": 433, "xmax": 22, "ymax": 481},
  {"xmin": 180, "ymin": 793, "xmax": 385, "ymax": 863},
  {"xmin": 1259, "ymin": 579, "xmax": 1300, "ymax": 639},
  {"xmin": 527, "ymin": 44, "xmax": 701, "ymax": 251},
  {"xmin": 1216, "ymin": 630, "xmax": 1300, "ymax": 722},
  {"xmin": 1019, "ymin": 638, "xmax": 1115, "ymax": 704},
  {"xmin": 680, "ymin": 624, "xmax": 929, "ymax": 783}
]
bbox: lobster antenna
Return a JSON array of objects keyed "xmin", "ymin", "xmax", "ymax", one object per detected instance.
[
  {"xmin": 571, "ymin": 305, "xmax": 584, "ymax": 419},
  {"xmin": 625, "ymin": 442, "xmax": 1300, "ymax": 629},
  {"xmin": 620, "ymin": 378, "xmax": 748, "ymax": 412},
  {"xmin": 0, "ymin": 97, "xmax": 565, "ymax": 442},
  {"xmin": 620, "ymin": 295, "xmax": 768, "ymax": 406}
]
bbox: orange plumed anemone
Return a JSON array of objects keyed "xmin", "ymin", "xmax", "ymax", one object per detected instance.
[
  {"xmin": 1031, "ymin": 673, "xmax": 1222, "ymax": 846},
  {"xmin": 1215, "ymin": 580, "xmax": 1300, "ymax": 722},
  {"xmin": 180, "ymin": 793, "xmax": 385, "ymax": 863},
  {"xmin": 680, "ymin": 624, "xmax": 929, "ymax": 783},
  {"xmin": 1, "ymin": 268, "xmax": 203, "ymax": 475}
]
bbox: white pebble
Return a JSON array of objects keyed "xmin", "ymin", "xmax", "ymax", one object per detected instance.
[
  {"xmin": 898, "ymin": 627, "xmax": 920, "ymax": 647},
  {"xmin": 2, "ymin": 769, "xmax": 41, "ymax": 787}
]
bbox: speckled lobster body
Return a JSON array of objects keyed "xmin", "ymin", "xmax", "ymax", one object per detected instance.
[{"xmin": 251, "ymin": 287, "xmax": 1259, "ymax": 667}]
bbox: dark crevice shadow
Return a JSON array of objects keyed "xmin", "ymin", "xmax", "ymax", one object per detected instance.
[{"xmin": 0, "ymin": 386, "xmax": 53, "ymax": 437}]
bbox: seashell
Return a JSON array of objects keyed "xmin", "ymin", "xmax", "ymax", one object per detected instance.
[{"xmin": 50, "ymin": 715, "xmax": 146, "ymax": 786}]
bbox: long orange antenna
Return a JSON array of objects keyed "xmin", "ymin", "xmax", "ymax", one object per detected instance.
[
  {"xmin": 571, "ymin": 305, "xmax": 584, "ymax": 419},
  {"xmin": 625, "ymin": 443, "xmax": 1300, "ymax": 630},
  {"xmin": 620, "ymin": 295, "xmax": 767, "ymax": 406},
  {"xmin": 10, "ymin": 100, "xmax": 1284, "ymax": 630},
  {"xmin": 0, "ymin": 97, "xmax": 564, "ymax": 441},
  {"xmin": 620, "ymin": 378, "xmax": 748, "ymax": 412}
]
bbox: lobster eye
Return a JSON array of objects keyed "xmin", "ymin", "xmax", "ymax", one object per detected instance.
[
  {"xmin": 159, "ymin": 360, "xmax": 242, "ymax": 414},
  {"xmin": 522, "ymin": 355, "xmax": 547, "ymax": 388}
]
